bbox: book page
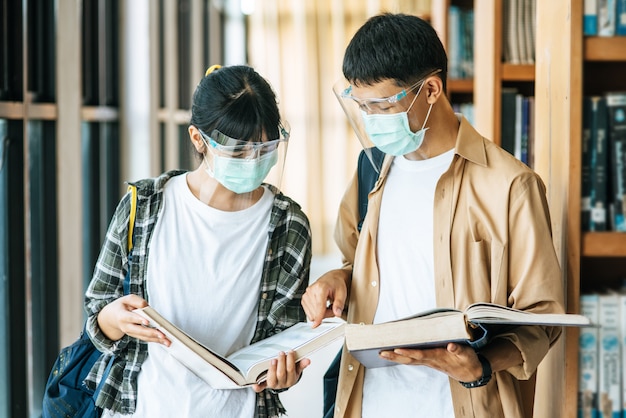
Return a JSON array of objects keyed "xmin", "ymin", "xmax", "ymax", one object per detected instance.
[
  {"xmin": 227, "ymin": 319, "xmax": 345, "ymax": 374},
  {"xmin": 465, "ymin": 302, "xmax": 592, "ymax": 326}
]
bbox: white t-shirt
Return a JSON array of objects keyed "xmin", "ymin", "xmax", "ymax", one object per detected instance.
[
  {"xmin": 362, "ymin": 149, "xmax": 455, "ymax": 418},
  {"xmin": 109, "ymin": 174, "xmax": 274, "ymax": 417}
]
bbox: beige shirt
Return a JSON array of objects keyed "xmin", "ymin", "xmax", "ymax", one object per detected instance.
[{"xmin": 333, "ymin": 116, "xmax": 564, "ymax": 418}]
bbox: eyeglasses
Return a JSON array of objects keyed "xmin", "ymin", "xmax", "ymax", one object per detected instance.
[
  {"xmin": 340, "ymin": 69, "xmax": 442, "ymax": 114},
  {"xmin": 200, "ymin": 123, "xmax": 289, "ymax": 159}
]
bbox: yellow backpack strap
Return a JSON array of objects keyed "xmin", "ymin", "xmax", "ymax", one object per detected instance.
[{"xmin": 127, "ymin": 185, "xmax": 137, "ymax": 252}]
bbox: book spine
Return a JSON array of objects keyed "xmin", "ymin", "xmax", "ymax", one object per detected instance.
[
  {"xmin": 579, "ymin": 293, "xmax": 600, "ymax": 418},
  {"xmin": 589, "ymin": 96, "xmax": 609, "ymax": 231},
  {"xmin": 501, "ymin": 88, "xmax": 518, "ymax": 156},
  {"xmin": 621, "ymin": 293, "xmax": 626, "ymax": 418},
  {"xmin": 514, "ymin": 93, "xmax": 523, "ymax": 160},
  {"xmin": 598, "ymin": 294, "xmax": 621, "ymax": 418},
  {"xmin": 585, "ymin": 0, "xmax": 600, "ymax": 35},
  {"xmin": 520, "ymin": 96, "xmax": 530, "ymax": 165},
  {"xmin": 598, "ymin": 0, "xmax": 617, "ymax": 37},
  {"xmin": 583, "ymin": 96, "xmax": 594, "ymax": 231},
  {"xmin": 616, "ymin": 0, "xmax": 626, "ymax": 35},
  {"xmin": 447, "ymin": 5, "xmax": 461, "ymax": 79},
  {"xmin": 606, "ymin": 92, "xmax": 626, "ymax": 232}
]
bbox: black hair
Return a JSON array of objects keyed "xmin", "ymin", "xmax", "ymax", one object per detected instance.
[
  {"xmin": 190, "ymin": 65, "xmax": 281, "ymax": 148},
  {"xmin": 342, "ymin": 13, "xmax": 448, "ymax": 90}
]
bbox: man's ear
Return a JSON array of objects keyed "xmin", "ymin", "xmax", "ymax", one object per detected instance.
[
  {"xmin": 188, "ymin": 125, "xmax": 205, "ymax": 153},
  {"xmin": 425, "ymin": 75, "xmax": 444, "ymax": 104}
]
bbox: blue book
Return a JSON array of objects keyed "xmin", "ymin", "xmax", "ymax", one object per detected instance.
[
  {"xmin": 617, "ymin": 0, "xmax": 626, "ymax": 35},
  {"xmin": 585, "ymin": 96, "xmax": 609, "ymax": 231},
  {"xmin": 579, "ymin": 294, "xmax": 600, "ymax": 418},
  {"xmin": 598, "ymin": 0, "xmax": 616, "ymax": 36},
  {"xmin": 585, "ymin": 0, "xmax": 599, "ymax": 35},
  {"xmin": 606, "ymin": 92, "xmax": 626, "ymax": 231}
]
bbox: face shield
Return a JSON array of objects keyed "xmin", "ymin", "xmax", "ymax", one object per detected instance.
[
  {"xmin": 332, "ymin": 69, "xmax": 441, "ymax": 172},
  {"xmin": 199, "ymin": 122, "xmax": 289, "ymax": 204}
]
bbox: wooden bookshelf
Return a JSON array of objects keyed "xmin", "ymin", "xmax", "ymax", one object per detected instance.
[
  {"xmin": 501, "ymin": 64, "xmax": 535, "ymax": 81},
  {"xmin": 447, "ymin": 78, "xmax": 473, "ymax": 93},
  {"xmin": 583, "ymin": 233, "xmax": 626, "ymax": 257},
  {"xmin": 584, "ymin": 36, "xmax": 626, "ymax": 61},
  {"xmin": 439, "ymin": 1, "xmax": 626, "ymax": 417}
]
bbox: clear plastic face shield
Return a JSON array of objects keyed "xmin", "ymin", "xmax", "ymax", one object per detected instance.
[
  {"xmin": 332, "ymin": 69, "xmax": 441, "ymax": 172},
  {"xmin": 199, "ymin": 122, "xmax": 290, "ymax": 205}
]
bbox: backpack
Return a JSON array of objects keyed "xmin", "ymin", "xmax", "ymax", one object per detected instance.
[
  {"xmin": 42, "ymin": 185, "xmax": 137, "ymax": 418},
  {"xmin": 322, "ymin": 147, "xmax": 385, "ymax": 418}
]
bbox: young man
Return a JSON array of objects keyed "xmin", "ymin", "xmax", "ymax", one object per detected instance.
[{"xmin": 302, "ymin": 13, "xmax": 564, "ymax": 418}]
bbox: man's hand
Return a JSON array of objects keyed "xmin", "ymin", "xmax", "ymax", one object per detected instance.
[
  {"xmin": 252, "ymin": 351, "xmax": 311, "ymax": 393},
  {"xmin": 379, "ymin": 343, "xmax": 484, "ymax": 383},
  {"xmin": 302, "ymin": 269, "xmax": 350, "ymax": 328}
]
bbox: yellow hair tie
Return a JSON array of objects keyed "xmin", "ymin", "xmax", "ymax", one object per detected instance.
[{"xmin": 205, "ymin": 65, "xmax": 222, "ymax": 76}]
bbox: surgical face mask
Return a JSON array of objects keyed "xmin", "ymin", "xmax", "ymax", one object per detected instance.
[
  {"xmin": 361, "ymin": 83, "xmax": 433, "ymax": 156},
  {"xmin": 204, "ymin": 150, "xmax": 278, "ymax": 194}
]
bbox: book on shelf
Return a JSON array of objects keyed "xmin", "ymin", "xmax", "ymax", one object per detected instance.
[
  {"xmin": 578, "ymin": 293, "xmax": 600, "ymax": 418},
  {"xmin": 502, "ymin": 0, "xmax": 536, "ymax": 64},
  {"xmin": 344, "ymin": 302, "xmax": 592, "ymax": 369},
  {"xmin": 619, "ymin": 289, "xmax": 626, "ymax": 417},
  {"xmin": 447, "ymin": 5, "xmax": 474, "ymax": 80},
  {"xmin": 598, "ymin": 293, "xmax": 621, "ymax": 417},
  {"xmin": 582, "ymin": 96, "xmax": 609, "ymax": 232},
  {"xmin": 514, "ymin": 93, "xmax": 524, "ymax": 160},
  {"xmin": 598, "ymin": 0, "xmax": 617, "ymax": 36},
  {"xmin": 503, "ymin": 0, "xmax": 520, "ymax": 64},
  {"xmin": 134, "ymin": 306, "xmax": 345, "ymax": 389},
  {"xmin": 584, "ymin": 0, "xmax": 599, "ymax": 35},
  {"xmin": 606, "ymin": 92, "xmax": 626, "ymax": 232},
  {"xmin": 501, "ymin": 87, "xmax": 518, "ymax": 156},
  {"xmin": 618, "ymin": 0, "xmax": 626, "ymax": 35}
]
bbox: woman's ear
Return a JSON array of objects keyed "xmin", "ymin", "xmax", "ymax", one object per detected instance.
[{"xmin": 189, "ymin": 125, "xmax": 205, "ymax": 153}]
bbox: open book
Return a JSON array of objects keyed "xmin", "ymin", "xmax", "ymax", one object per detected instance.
[
  {"xmin": 345, "ymin": 302, "xmax": 592, "ymax": 369},
  {"xmin": 134, "ymin": 306, "xmax": 345, "ymax": 389}
]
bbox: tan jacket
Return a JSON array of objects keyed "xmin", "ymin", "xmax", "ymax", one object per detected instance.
[{"xmin": 333, "ymin": 116, "xmax": 564, "ymax": 418}]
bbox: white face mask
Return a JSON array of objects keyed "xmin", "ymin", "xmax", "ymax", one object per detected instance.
[
  {"xmin": 204, "ymin": 150, "xmax": 278, "ymax": 194},
  {"xmin": 361, "ymin": 82, "xmax": 433, "ymax": 156}
]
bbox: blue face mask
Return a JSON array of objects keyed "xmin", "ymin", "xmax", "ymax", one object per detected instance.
[
  {"xmin": 205, "ymin": 150, "xmax": 278, "ymax": 194},
  {"xmin": 361, "ymin": 83, "xmax": 433, "ymax": 156}
]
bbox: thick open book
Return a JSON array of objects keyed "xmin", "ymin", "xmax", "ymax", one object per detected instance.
[
  {"xmin": 134, "ymin": 306, "xmax": 345, "ymax": 389},
  {"xmin": 345, "ymin": 302, "xmax": 592, "ymax": 368}
]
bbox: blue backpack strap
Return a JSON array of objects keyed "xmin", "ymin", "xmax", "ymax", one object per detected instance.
[
  {"xmin": 357, "ymin": 147, "xmax": 385, "ymax": 232},
  {"xmin": 124, "ymin": 184, "xmax": 137, "ymax": 296}
]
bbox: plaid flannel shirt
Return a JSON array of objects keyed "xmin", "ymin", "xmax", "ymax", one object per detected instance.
[{"xmin": 83, "ymin": 170, "xmax": 312, "ymax": 417}]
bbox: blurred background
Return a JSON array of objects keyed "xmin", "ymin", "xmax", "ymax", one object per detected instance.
[{"xmin": 0, "ymin": 0, "xmax": 438, "ymax": 416}]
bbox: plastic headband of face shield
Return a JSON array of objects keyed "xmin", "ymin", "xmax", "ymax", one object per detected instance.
[
  {"xmin": 199, "ymin": 122, "xmax": 290, "ymax": 159},
  {"xmin": 339, "ymin": 69, "xmax": 442, "ymax": 113}
]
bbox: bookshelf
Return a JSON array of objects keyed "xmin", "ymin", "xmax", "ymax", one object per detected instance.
[
  {"xmin": 431, "ymin": 0, "xmax": 474, "ymax": 100},
  {"xmin": 441, "ymin": 1, "xmax": 626, "ymax": 416},
  {"xmin": 529, "ymin": 1, "xmax": 626, "ymax": 417},
  {"xmin": 472, "ymin": 0, "xmax": 626, "ymax": 417}
]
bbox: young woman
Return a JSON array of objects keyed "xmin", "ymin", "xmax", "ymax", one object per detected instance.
[{"xmin": 84, "ymin": 65, "xmax": 312, "ymax": 417}]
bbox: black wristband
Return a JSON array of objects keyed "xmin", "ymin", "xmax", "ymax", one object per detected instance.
[{"xmin": 459, "ymin": 353, "xmax": 493, "ymax": 389}]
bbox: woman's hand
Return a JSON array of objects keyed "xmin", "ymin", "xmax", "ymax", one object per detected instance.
[
  {"xmin": 252, "ymin": 351, "xmax": 311, "ymax": 393},
  {"xmin": 97, "ymin": 294, "xmax": 171, "ymax": 346}
]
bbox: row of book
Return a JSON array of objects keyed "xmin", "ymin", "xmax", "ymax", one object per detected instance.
[
  {"xmin": 447, "ymin": 5, "xmax": 474, "ymax": 79},
  {"xmin": 582, "ymin": 93, "xmax": 626, "ymax": 232},
  {"xmin": 579, "ymin": 291, "xmax": 626, "ymax": 418},
  {"xmin": 500, "ymin": 89, "xmax": 534, "ymax": 167},
  {"xmin": 584, "ymin": 0, "xmax": 626, "ymax": 36},
  {"xmin": 502, "ymin": 0, "xmax": 536, "ymax": 65}
]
